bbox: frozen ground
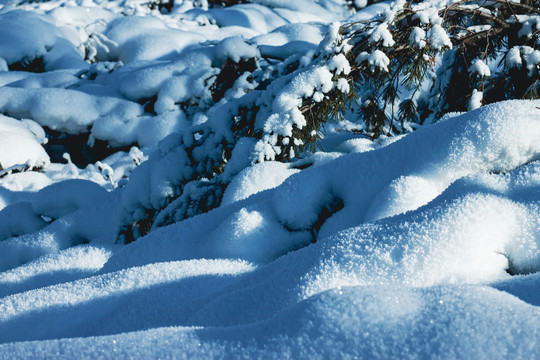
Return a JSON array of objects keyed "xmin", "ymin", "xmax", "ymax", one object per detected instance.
[{"xmin": 0, "ymin": 0, "xmax": 539, "ymax": 358}]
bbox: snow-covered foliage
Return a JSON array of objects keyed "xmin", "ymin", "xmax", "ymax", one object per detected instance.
[
  {"xmin": 1, "ymin": 0, "xmax": 540, "ymax": 358},
  {"xmin": 345, "ymin": 0, "xmax": 540, "ymax": 134}
]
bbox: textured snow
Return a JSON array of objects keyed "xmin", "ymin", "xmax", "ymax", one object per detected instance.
[
  {"xmin": 2, "ymin": 285, "xmax": 540, "ymax": 359},
  {"xmin": 0, "ymin": 0, "xmax": 540, "ymax": 358}
]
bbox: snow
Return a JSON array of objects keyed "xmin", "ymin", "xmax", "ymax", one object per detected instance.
[
  {"xmin": 252, "ymin": 22, "xmax": 325, "ymax": 48},
  {"xmin": 221, "ymin": 161, "xmax": 299, "ymax": 205},
  {"xmin": 522, "ymin": 46, "xmax": 540, "ymax": 75},
  {"xmin": 0, "ymin": 201, "xmax": 47, "ymax": 241},
  {"xmin": 409, "ymin": 26, "xmax": 426, "ymax": 48},
  {"xmin": 103, "ymin": 16, "xmax": 206, "ymax": 63},
  {"xmin": 514, "ymin": 14, "xmax": 540, "ymax": 39},
  {"xmin": 412, "ymin": 7, "xmax": 442, "ymax": 25},
  {"xmin": 0, "ymin": 0, "xmax": 540, "ymax": 358},
  {"xmin": 0, "ymin": 114, "xmax": 49, "ymax": 170},
  {"xmin": 369, "ymin": 23, "xmax": 395, "ymax": 47},
  {"xmin": 0, "ymin": 87, "xmax": 144, "ymax": 138},
  {"xmin": 505, "ymin": 46, "xmax": 540, "ymax": 76},
  {"xmin": 468, "ymin": 89, "xmax": 483, "ymax": 111},
  {"xmin": 31, "ymin": 179, "xmax": 109, "ymax": 219},
  {"xmin": 1, "ymin": 285, "xmax": 539, "ymax": 359},
  {"xmin": 3, "ymin": 99, "xmax": 540, "ymax": 358},
  {"xmin": 507, "ymin": 46, "xmax": 523, "ymax": 68},
  {"xmin": 469, "ymin": 59, "xmax": 491, "ymax": 77},
  {"xmin": 366, "ymin": 49, "xmax": 390, "ymax": 72},
  {"xmin": 0, "ymin": 10, "xmax": 87, "ymax": 71},
  {"xmin": 429, "ymin": 24, "xmax": 452, "ymax": 50}
]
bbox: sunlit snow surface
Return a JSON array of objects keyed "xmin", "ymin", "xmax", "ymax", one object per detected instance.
[{"xmin": 0, "ymin": 0, "xmax": 540, "ymax": 358}]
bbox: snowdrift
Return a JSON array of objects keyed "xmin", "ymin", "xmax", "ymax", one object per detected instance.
[{"xmin": 0, "ymin": 100, "xmax": 540, "ymax": 358}]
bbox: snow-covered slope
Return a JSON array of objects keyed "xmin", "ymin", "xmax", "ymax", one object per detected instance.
[{"xmin": 0, "ymin": 0, "xmax": 540, "ymax": 358}]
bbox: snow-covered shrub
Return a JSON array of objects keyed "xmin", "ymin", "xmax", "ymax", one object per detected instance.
[
  {"xmin": 116, "ymin": 0, "xmax": 540, "ymax": 242},
  {"xmin": 342, "ymin": 0, "xmax": 540, "ymax": 136},
  {"xmin": 116, "ymin": 23, "xmax": 354, "ymax": 242}
]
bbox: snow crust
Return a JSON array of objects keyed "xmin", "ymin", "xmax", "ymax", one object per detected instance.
[{"xmin": 0, "ymin": 0, "xmax": 540, "ymax": 358}]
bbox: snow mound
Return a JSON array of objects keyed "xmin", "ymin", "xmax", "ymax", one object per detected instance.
[
  {"xmin": 221, "ymin": 161, "xmax": 299, "ymax": 205},
  {"xmin": 272, "ymin": 100, "xmax": 540, "ymax": 235},
  {"xmin": 0, "ymin": 87, "xmax": 144, "ymax": 141},
  {"xmin": 31, "ymin": 179, "xmax": 109, "ymax": 219},
  {"xmin": 0, "ymin": 180, "xmax": 120, "ymax": 273},
  {"xmin": 0, "ymin": 115, "xmax": 49, "ymax": 170},
  {"xmin": 105, "ymin": 100, "xmax": 540, "ymax": 270},
  {"xmin": 0, "ymin": 201, "xmax": 47, "ymax": 241},
  {"xmin": 103, "ymin": 16, "xmax": 206, "ymax": 63},
  {"xmin": 0, "ymin": 10, "xmax": 86, "ymax": 71}
]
